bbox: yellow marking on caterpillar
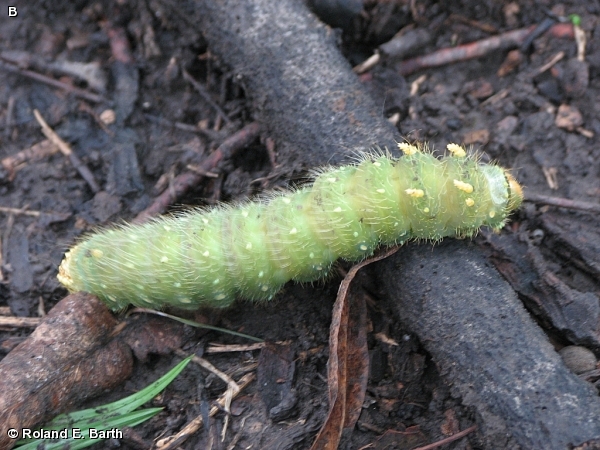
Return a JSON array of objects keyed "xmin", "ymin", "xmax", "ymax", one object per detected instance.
[
  {"xmin": 447, "ymin": 143, "xmax": 467, "ymax": 158},
  {"xmin": 405, "ymin": 188, "xmax": 424, "ymax": 198},
  {"xmin": 160, "ymin": 256, "xmax": 169, "ymax": 263},
  {"xmin": 465, "ymin": 198, "xmax": 475, "ymax": 207},
  {"xmin": 398, "ymin": 142, "xmax": 419, "ymax": 155},
  {"xmin": 90, "ymin": 249, "xmax": 104, "ymax": 258},
  {"xmin": 453, "ymin": 179, "xmax": 474, "ymax": 194}
]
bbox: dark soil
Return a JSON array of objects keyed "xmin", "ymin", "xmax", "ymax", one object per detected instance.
[{"xmin": 1, "ymin": 1, "xmax": 600, "ymax": 449}]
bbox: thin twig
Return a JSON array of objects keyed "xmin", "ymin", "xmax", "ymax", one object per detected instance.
[
  {"xmin": 5, "ymin": 96, "xmax": 14, "ymax": 138},
  {"xmin": 530, "ymin": 51, "xmax": 565, "ymax": 77},
  {"xmin": 134, "ymin": 122, "xmax": 261, "ymax": 223},
  {"xmin": 33, "ymin": 109, "xmax": 100, "ymax": 193},
  {"xmin": 525, "ymin": 193, "xmax": 600, "ymax": 214},
  {"xmin": 206, "ymin": 342, "xmax": 266, "ymax": 353},
  {"xmin": 2, "ymin": 213, "xmax": 14, "ymax": 273},
  {"xmin": 175, "ymin": 349, "xmax": 240, "ymax": 395},
  {"xmin": 155, "ymin": 372, "xmax": 255, "ymax": 450},
  {"xmin": 0, "ymin": 59, "xmax": 108, "ymax": 103},
  {"xmin": 182, "ymin": 68, "xmax": 232, "ymax": 125},
  {"xmin": 0, "ymin": 316, "xmax": 42, "ymax": 328},
  {"xmin": 0, "ymin": 206, "xmax": 40, "ymax": 217},
  {"xmin": 143, "ymin": 113, "xmax": 224, "ymax": 141},
  {"xmin": 398, "ymin": 23, "xmax": 573, "ymax": 76},
  {"xmin": 1, "ymin": 139, "xmax": 60, "ymax": 180},
  {"xmin": 186, "ymin": 164, "xmax": 219, "ymax": 178},
  {"xmin": 413, "ymin": 425, "xmax": 477, "ymax": 450},
  {"xmin": 0, "ymin": 234, "xmax": 3, "ymax": 282}
]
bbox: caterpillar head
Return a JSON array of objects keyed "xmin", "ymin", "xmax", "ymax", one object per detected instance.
[
  {"xmin": 399, "ymin": 142, "xmax": 523, "ymax": 234},
  {"xmin": 506, "ymin": 172, "xmax": 523, "ymax": 212},
  {"xmin": 480, "ymin": 166, "xmax": 523, "ymax": 230}
]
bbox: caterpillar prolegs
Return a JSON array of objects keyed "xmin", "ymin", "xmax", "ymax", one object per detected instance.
[{"xmin": 58, "ymin": 143, "xmax": 523, "ymax": 310}]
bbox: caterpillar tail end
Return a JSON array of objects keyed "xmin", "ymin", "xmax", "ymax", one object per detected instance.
[{"xmin": 57, "ymin": 249, "xmax": 76, "ymax": 291}]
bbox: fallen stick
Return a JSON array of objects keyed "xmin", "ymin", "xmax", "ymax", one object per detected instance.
[
  {"xmin": 1, "ymin": 139, "xmax": 59, "ymax": 181},
  {"xmin": 398, "ymin": 23, "xmax": 574, "ymax": 76},
  {"xmin": 194, "ymin": 0, "xmax": 398, "ymax": 168},
  {"xmin": 33, "ymin": 109, "xmax": 101, "ymax": 193},
  {"xmin": 133, "ymin": 121, "xmax": 262, "ymax": 223},
  {"xmin": 0, "ymin": 59, "xmax": 108, "ymax": 104},
  {"xmin": 0, "ymin": 293, "xmax": 133, "ymax": 450},
  {"xmin": 525, "ymin": 192, "xmax": 600, "ymax": 214},
  {"xmin": 375, "ymin": 241, "xmax": 600, "ymax": 448}
]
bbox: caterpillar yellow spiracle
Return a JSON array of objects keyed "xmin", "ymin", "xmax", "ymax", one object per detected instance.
[{"xmin": 58, "ymin": 142, "xmax": 523, "ymax": 310}]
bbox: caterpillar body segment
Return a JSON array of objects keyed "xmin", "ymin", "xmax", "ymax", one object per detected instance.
[{"xmin": 58, "ymin": 143, "xmax": 523, "ymax": 310}]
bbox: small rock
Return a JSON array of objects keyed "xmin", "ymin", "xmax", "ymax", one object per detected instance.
[
  {"xmin": 465, "ymin": 79, "xmax": 494, "ymax": 99},
  {"xmin": 559, "ymin": 346, "xmax": 597, "ymax": 374},
  {"xmin": 555, "ymin": 104, "xmax": 583, "ymax": 131},
  {"xmin": 462, "ymin": 129, "xmax": 489, "ymax": 146}
]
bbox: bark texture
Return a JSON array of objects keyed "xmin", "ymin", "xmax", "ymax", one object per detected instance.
[
  {"xmin": 194, "ymin": 0, "xmax": 398, "ymax": 169},
  {"xmin": 0, "ymin": 293, "xmax": 133, "ymax": 450},
  {"xmin": 375, "ymin": 241, "xmax": 600, "ymax": 449}
]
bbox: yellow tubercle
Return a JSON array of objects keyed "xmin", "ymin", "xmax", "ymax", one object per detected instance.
[
  {"xmin": 447, "ymin": 143, "xmax": 466, "ymax": 158},
  {"xmin": 453, "ymin": 179, "xmax": 474, "ymax": 194},
  {"xmin": 398, "ymin": 143, "xmax": 419, "ymax": 155},
  {"xmin": 405, "ymin": 188, "xmax": 425, "ymax": 198}
]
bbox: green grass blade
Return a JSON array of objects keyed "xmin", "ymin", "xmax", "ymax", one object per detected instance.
[
  {"xmin": 49, "ymin": 355, "xmax": 192, "ymax": 428},
  {"xmin": 15, "ymin": 408, "xmax": 163, "ymax": 450},
  {"xmin": 15, "ymin": 356, "xmax": 192, "ymax": 449}
]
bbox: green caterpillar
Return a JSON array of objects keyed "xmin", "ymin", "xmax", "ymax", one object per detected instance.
[{"xmin": 58, "ymin": 143, "xmax": 523, "ymax": 310}]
